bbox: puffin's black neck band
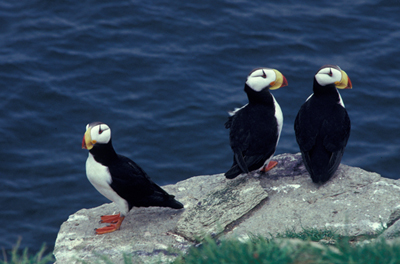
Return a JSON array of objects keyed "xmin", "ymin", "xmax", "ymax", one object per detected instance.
[{"xmin": 89, "ymin": 140, "xmax": 118, "ymax": 166}]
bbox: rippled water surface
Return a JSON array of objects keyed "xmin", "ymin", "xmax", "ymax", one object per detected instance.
[{"xmin": 1, "ymin": 0, "xmax": 399, "ymax": 253}]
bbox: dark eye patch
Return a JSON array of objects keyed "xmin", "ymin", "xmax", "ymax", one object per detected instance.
[{"xmin": 261, "ymin": 70, "xmax": 267, "ymax": 78}]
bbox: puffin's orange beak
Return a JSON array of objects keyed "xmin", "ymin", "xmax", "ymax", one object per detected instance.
[
  {"xmin": 281, "ymin": 75, "xmax": 288, "ymax": 88},
  {"xmin": 82, "ymin": 128, "xmax": 94, "ymax": 150},
  {"xmin": 335, "ymin": 70, "xmax": 352, "ymax": 89},
  {"xmin": 345, "ymin": 75, "xmax": 352, "ymax": 89},
  {"xmin": 82, "ymin": 134, "xmax": 87, "ymax": 149},
  {"xmin": 269, "ymin": 69, "xmax": 288, "ymax": 90}
]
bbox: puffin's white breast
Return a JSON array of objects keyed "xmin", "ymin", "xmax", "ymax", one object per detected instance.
[
  {"xmin": 337, "ymin": 91, "xmax": 345, "ymax": 107},
  {"xmin": 272, "ymin": 95, "xmax": 283, "ymax": 145},
  {"xmin": 85, "ymin": 153, "xmax": 129, "ymax": 215}
]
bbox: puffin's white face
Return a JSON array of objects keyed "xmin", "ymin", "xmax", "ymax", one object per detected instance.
[
  {"xmin": 82, "ymin": 122, "xmax": 111, "ymax": 150},
  {"xmin": 315, "ymin": 65, "xmax": 352, "ymax": 89},
  {"xmin": 245, "ymin": 68, "xmax": 288, "ymax": 92}
]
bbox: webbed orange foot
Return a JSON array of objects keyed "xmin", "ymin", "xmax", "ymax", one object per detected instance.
[
  {"xmin": 95, "ymin": 215, "xmax": 125, "ymax": 235},
  {"xmin": 260, "ymin": 160, "xmax": 278, "ymax": 172},
  {"xmin": 100, "ymin": 213, "xmax": 121, "ymax": 224}
]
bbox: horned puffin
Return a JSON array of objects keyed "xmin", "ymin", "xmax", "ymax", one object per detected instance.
[
  {"xmin": 294, "ymin": 65, "xmax": 352, "ymax": 183},
  {"xmin": 225, "ymin": 68, "xmax": 288, "ymax": 179},
  {"xmin": 82, "ymin": 122, "xmax": 183, "ymax": 234}
]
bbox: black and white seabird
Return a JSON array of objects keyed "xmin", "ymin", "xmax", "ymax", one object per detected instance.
[
  {"xmin": 225, "ymin": 68, "xmax": 288, "ymax": 179},
  {"xmin": 294, "ymin": 65, "xmax": 352, "ymax": 183},
  {"xmin": 82, "ymin": 122, "xmax": 183, "ymax": 234}
]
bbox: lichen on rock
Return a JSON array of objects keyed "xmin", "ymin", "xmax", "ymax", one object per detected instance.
[{"xmin": 175, "ymin": 176, "xmax": 268, "ymax": 241}]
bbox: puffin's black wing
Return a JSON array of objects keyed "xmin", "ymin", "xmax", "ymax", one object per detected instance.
[
  {"xmin": 226, "ymin": 109, "xmax": 251, "ymax": 175},
  {"xmin": 225, "ymin": 106, "xmax": 277, "ymax": 179},
  {"xmin": 224, "ymin": 154, "xmax": 271, "ymax": 179},
  {"xmin": 295, "ymin": 103, "xmax": 350, "ymax": 183},
  {"xmin": 224, "ymin": 115, "xmax": 233, "ymax": 129},
  {"xmin": 108, "ymin": 155, "xmax": 183, "ymax": 209},
  {"xmin": 294, "ymin": 103, "xmax": 318, "ymax": 153},
  {"xmin": 321, "ymin": 107, "xmax": 351, "ymax": 153},
  {"xmin": 319, "ymin": 107, "xmax": 350, "ymax": 178}
]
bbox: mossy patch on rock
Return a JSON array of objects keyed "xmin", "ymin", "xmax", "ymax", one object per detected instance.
[{"xmin": 175, "ymin": 176, "xmax": 268, "ymax": 241}]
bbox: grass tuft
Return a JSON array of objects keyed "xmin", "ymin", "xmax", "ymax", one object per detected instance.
[
  {"xmin": 6, "ymin": 227, "xmax": 400, "ymax": 264},
  {"xmin": 275, "ymin": 226, "xmax": 340, "ymax": 242},
  {"xmin": 173, "ymin": 235, "xmax": 319, "ymax": 264},
  {"xmin": 173, "ymin": 228, "xmax": 400, "ymax": 264},
  {"xmin": 0, "ymin": 238, "xmax": 54, "ymax": 264}
]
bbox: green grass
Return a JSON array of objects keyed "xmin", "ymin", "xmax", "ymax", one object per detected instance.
[
  {"xmin": 173, "ymin": 228, "xmax": 400, "ymax": 264},
  {"xmin": 5, "ymin": 228, "xmax": 400, "ymax": 264},
  {"xmin": 0, "ymin": 238, "xmax": 54, "ymax": 264},
  {"xmin": 173, "ymin": 236, "xmax": 307, "ymax": 264},
  {"xmin": 173, "ymin": 236, "xmax": 400, "ymax": 264},
  {"xmin": 275, "ymin": 226, "xmax": 340, "ymax": 242}
]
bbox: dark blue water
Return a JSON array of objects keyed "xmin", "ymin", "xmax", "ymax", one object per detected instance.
[{"xmin": 1, "ymin": 0, "xmax": 399, "ymax": 254}]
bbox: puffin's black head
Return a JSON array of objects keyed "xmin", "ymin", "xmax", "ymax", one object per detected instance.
[
  {"xmin": 314, "ymin": 65, "xmax": 352, "ymax": 89},
  {"xmin": 82, "ymin": 122, "xmax": 112, "ymax": 150},
  {"xmin": 245, "ymin": 68, "xmax": 288, "ymax": 92}
]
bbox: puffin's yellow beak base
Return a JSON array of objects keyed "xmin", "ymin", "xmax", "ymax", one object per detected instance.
[
  {"xmin": 335, "ymin": 70, "xmax": 352, "ymax": 89},
  {"xmin": 82, "ymin": 128, "xmax": 94, "ymax": 150},
  {"xmin": 269, "ymin": 69, "xmax": 289, "ymax": 90}
]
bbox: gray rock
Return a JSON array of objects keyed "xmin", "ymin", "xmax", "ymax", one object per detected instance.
[
  {"xmin": 387, "ymin": 206, "xmax": 400, "ymax": 228},
  {"xmin": 54, "ymin": 172, "xmax": 267, "ymax": 263},
  {"xmin": 228, "ymin": 153, "xmax": 400, "ymax": 240},
  {"xmin": 54, "ymin": 153, "xmax": 400, "ymax": 264},
  {"xmin": 379, "ymin": 205, "xmax": 400, "ymax": 240},
  {"xmin": 379, "ymin": 219, "xmax": 400, "ymax": 240},
  {"xmin": 53, "ymin": 203, "xmax": 189, "ymax": 264},
  {"xmin": 175, "ymin": 176, "xmax": 268, "ymax": 241}
]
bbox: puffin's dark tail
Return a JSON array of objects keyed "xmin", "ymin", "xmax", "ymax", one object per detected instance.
[
  {"xmin": 164, "ymin": 195, "xmax": 184, "ymax": 209},
  {"xmin": 224, "ymin": 165, "xmax": 242, "ymax": 179}
]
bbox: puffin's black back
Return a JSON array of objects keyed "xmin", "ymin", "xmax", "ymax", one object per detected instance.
[
  {"xmin": 225, "ymin": 85, "xmax": 279, "ymax": 179},
  {"xmin": 90, "ymin": 143, "xmax": 183, "ymax": 210},
  {"xmin": 294, "ymin": 80, "xmax": 351, "ymax": 183},
  {"xmin": 108, "ymin": 155, "xmax": 183, "ymax": 209}
]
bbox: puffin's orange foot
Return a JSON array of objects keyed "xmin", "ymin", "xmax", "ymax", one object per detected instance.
[
  {"xmin": 261, "ymin": 160, "xmax": 278, "ymax": 172},
  {"xmin": 96, "ymin": 216, "xmax": 125, "ymax": 235},
  {"xmin": 100, "ymin": 213, "xmax": 121, "ymax": 223}
]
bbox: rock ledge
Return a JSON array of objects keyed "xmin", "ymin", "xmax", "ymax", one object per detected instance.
[{"xmin": 54, "ymin": 153, "xmax": 400, "ymax": 263}]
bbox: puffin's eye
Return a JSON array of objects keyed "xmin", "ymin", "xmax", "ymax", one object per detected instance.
[
  {"xmin": 99, "ymin": 125, "xmax": 103, "ymax": 134},
  {"xmin": 262, "ymin": 70, "xmax": 267, "ymax": 79},
  {"xmin": 328, "ymin": 69, "xmax": 333, "ymax": 77}
]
